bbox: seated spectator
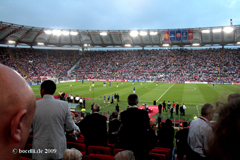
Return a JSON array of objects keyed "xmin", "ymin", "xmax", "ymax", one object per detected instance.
[
  {"xmin": 157, "ymin": 119, "xmax": 174, "ymax": 150},
  {"xmin": 114, "ymin": 150, "xmax": 135, "ymax": 160},
  {"xmin": 0, "ymin": 64, "xmax": 36, "ymax": 160},
  {"xmin": 79, "ymin": 104, "xmax": 107, "ymax": 147},
  {"xmin": 209, "ymin": 97, "xmax": 240, "ymax": 160},
  {"xmin": 108, "ymin": 111, "xmax": 121, "ymax": 144},
  {"xmin": 63, "ymin": 148, "xmax": 82, "ymax": 160},
  {"xmin": 116, "ymin": 94, "xmax": 156, "ymax": 160},
  {"xmin": 176, "ymin": 122, "xmax": 189, "ymax": 160},
  {"xmin": 188, "ymin": 103, "xmax": 214, "ymax": 160}
]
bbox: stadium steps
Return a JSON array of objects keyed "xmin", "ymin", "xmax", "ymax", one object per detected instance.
[
  {"xmin": 6, "ymin": 48, "xmax": 29, "ymax": 77},
  {"xmin": 58, "ymin": 56, "xmax": 82, "ymax": 78}
]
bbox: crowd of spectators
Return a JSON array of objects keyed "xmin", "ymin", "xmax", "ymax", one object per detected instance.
[
  {"xmin": 1, "ymin": 47, "xmax": 240, "ymax": 83},
  {"xmin": 0, "ymin": 47, "xmax": 80, "ymax": 82},
  {"xmin": 73, "ymin": 48, "xmax": 240, "ymax": 83}
]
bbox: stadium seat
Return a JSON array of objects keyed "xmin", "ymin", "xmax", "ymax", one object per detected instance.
[
  {"xmin": 88, "ymin": 154, "xmax": 114, "ymax": 160},
  {"xmin": 150, "ymin": 149, "xmax": 171, "ymax": 160},
  {"xmin": 148, "ymin": 152, "xmax": 167, "ymax": 160},
  {"xmin": 113, "ymin": 148, "xmax": 124, "ymax": 156},
  {"xmin": 67, "ymin": 142, "xmax": 86, "ymax": 152},
  {"xmin": 19, "ymin": 157, "xmax": 33, "ymax": 160},
  {"xmin": 88, "ymin": 146, "xmax": 111, "ymax": 155},
  {"xmin": 76, "ymin": 139, "xmax": 85, "ymax": 143}
]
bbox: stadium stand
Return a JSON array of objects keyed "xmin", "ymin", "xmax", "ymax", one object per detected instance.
[{"xmin": 1, "ymin": 47, "xmax": 239, "ymax": 83}]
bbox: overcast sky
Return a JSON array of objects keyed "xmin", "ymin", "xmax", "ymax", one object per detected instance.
[{"xmin": 0, "ymin": 0, "xmax": 240, "ymax": 30}]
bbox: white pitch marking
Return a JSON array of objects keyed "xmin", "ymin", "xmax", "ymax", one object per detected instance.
[{"xmin": 156, "ymin": 84, "xmax": 175, "ymax": 102}]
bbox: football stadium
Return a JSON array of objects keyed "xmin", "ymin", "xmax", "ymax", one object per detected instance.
[{"xmin": 1, "ymin": 1, "xmax": 240, "ymax": 160}]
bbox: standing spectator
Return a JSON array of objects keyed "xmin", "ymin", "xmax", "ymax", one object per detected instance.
[
  {"xmin": 74, "ymin": 95, "xmax": 80, "ymax": 103},
  {"xmin": 172, "ymin": 101, "xmax": 175, "ymax": 111},
  {"xmin": 158, "ymin": 102, "xmax": 162, "ymax": 114},
  {"xmin": 115, "ymin": 104, "xmax": 120, "ymax": 113},
  {"xmin": 176, "ymin": 102, "xmax": 179, "ymax": 115},
  {"xmin": 183, "ymin": 103, "xmax": 186, "ymax": 115},
  {"xmin": 91, "ymin": 102, "xmax": 95, "ymax": 113},
  {"xmin": 116, "ymin": 94, "xmax": 156, "ymax": 160},
  {"xmin": 108, "ymin": 111, "xmax": 121, "ymax": 144},
  {"xmin": 167, "ymin": 101, "xmax": 171, "ymax": 112},
  {"xmin": 157, "ymin": 114, "xmax": 162, "ymax": 126},
  {"xmin": 32, "ymin": 80, "xmax": 76, "ymax": 160},
  {"xmin": 176, "ymin": 122, "xmax": 189, "ymax": 160},
  {"xmin": 187, "ymin": 103, "xmax": 214, "ymax": 160},
  {"xmin": 0, "ymin": 64, "xmax": 36, "ymax": 160},
  {"xmin": 170, "ymin": 106, "xmax": 174, "ymax": 118},
  {"xmin": 162, "ymin": 100, "xmax": 166, "ymax": 112},
  {"xmin": 79, "ymin": 104, "xmax": 107, "ymax": 147},
  {"xmin": 180, "ymin": 104, "xmax": 183, "ymax": 115},
  {"xmin": 83, "ymin": 98, "xmax": 85, "ymax": 108},
  {"xmin": 157, "ymin": 119, "xmax": 174, "ymax": 150},
  {"xmin": 209, "ymin": 98, "xmax": 240, "ymax": 160}
]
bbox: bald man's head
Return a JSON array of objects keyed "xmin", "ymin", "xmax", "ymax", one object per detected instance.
[{"xmin": 0, "ymin": 64, "xmax": 36, "ymax": 160}]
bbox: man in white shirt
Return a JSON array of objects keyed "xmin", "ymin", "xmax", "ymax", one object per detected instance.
[
  {"xmin": 32, "ymin": 80, "xmax": 76, "ymax": 160},
  {"xmin": 187, "ymin": 103, "xmax": 214, "ymax": 160}
]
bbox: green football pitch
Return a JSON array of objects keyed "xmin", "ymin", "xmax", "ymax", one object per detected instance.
[{"xmin": 31, "ymin": 81, "xmax": 240, "ymax": 122}]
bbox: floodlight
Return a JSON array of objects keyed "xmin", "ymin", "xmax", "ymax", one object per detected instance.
[
  {"xmin": 193, "ymin": 43, "xmax": 200, "ymax": 46},
  {"xmin": 84, "ymin": 44, "xmax": 88, "ymax": 47},
  {"xmin": 150, "ymin": 31, "xmax": 158, "ymax": 35},
  {"xmin": 162, "ymin": 44, "xmax": 169, "ymax": 47},
  {"xmin": 8, "ymin": 40, "xmax": 15, "ymax": 44},
  {"xmin": 37, "ymin": 42, "xmax": 44, "ymax": 45},
  {"xmin": 52, "ymin": 30, "xmax": 61, "ymax": 36},
  {"xmin": 140, "ymin": 31, "xmax": 147, "ymax": 36},
  {"xmin": 130, "ymin": 31, "xmax": 138, "ymax": 37},
  {"xmin": 212, "ymin": 29, "xmax": 222, "ymax": 33},
  {"xmin": 237, "ymin": 42, "xmax": 240, "ymax": 44},
  {"xmin": 224, "ymin": 27, "xmax": 233, "ymax": 33},
  {"xmin": 202, "ymin": 30, "xmax": 210, "ymax": 33},
  {"xmin": 62, "ymin": 31, "xmax": 69, "ymax": 35},
  {"xmin": 125, "ymin": 44, "xmax": 131, "ymax": 47},
  {"xmin": 44, "ymin": 30, "xmax": 52, "ymax": 34},
  {"xmin": 70, "ymin": 31, "xmax": 78, "ymax": 35},
  {"xmin": 100, "ymin": 32, "xmax": 107, "ymax": 36}
]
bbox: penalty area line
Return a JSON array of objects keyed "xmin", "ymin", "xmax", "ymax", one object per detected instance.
[{"xmin": 156, "ymin": 84, "xmax": 175, "ymax": 102}]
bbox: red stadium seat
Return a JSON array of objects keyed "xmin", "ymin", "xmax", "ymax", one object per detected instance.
[
  {"xmin": 154, "ymin": 147, "xmax": 171, "ymax": 153},
  {"xmin": 148, "ymin": 152, "xmax": 166, "ymax": 160},
  {"xmin": 88, "ymin": 146, "xmax": 111, "ymax": 155},
  {"xmin": 19, "ymin": 157, "xmax": 33, "ymax": 160},
  {"xmin": 113, "ymin": 148, "xmax": 124, "ymax": 156},
  {"xmin": 76, "ymin": 139, "xmax": 85, "ymax": 143},
  {"xmin": 88, "ymin": 154, "xmax": 114, "ymax": 160},
  {"xmin": 67, "ymin": 142, "xmax": 86, "ymax": 152},
  {"xmin": 81, "ymin": 151, "xmax": 87, "ymax": 160},
  {"xmin": 150, "ymin": 149, "xmax": 171, "ymax": 160}
]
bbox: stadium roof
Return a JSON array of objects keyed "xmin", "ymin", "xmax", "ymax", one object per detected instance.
[{"xmin": 0, "ymin": 21, "xmax": 240, "ymax": 49}]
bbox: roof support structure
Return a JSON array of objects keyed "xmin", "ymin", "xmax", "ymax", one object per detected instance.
[
  {"xmin": 16, "ymin": 28, "xmax": 33, "ymax": 45},
  {"xmin": 0, "ymin": 27, "xmax": 21, "ymax": 42},
  {"xmin": 31, "ymin": 29, "xmax": 43, "ymax": 46}
]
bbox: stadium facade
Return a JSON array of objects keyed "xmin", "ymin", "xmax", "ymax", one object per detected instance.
[{"xmin": 0, "ymin": 21, "xmax": 240, "ymax": 50}]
